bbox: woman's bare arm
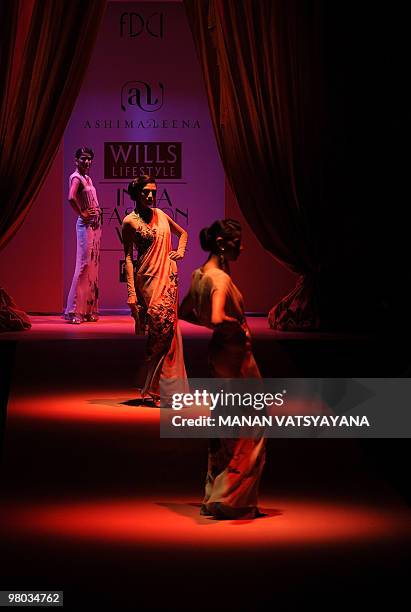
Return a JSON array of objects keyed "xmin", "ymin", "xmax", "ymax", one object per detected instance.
[
  {"xmin": 211, "ymin": 288, "xmax": 238, "ymax": 326},
  {"xmin": 179, "ymin": 291, "xmax": 198, "ymax": 324},
  {"xmin": 164, "ymin": 213, "xmax": 188, "ymax": 260},
  {"xmin": 121, "ymin": 221, "xmax": 137, "ymax": 305},
  {"xmin": 68, "ymin": 177, "xmax": 96, "ymax": 220},
  {"xmin": 68, "ymin": 177, "xmax": 82, "ymax": 216}
]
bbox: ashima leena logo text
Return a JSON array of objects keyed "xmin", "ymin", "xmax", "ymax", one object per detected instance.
[{"xmin": 121, "ymin": 81, "xmax": 164, "ymax": 112}]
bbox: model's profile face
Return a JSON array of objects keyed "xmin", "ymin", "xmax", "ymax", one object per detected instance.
[
  {"xmin": 141, "ymin": 182, "xmax": 157, "ymax": 206},
  {"xmin": 223, "ymin": 231, "xmax": 243, "ymax": 261},
  {"xmin": 76, "ymin": 154, "xmax": 93, "ymax": 174}
]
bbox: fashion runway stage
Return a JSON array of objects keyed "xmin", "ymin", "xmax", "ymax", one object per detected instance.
[
  {"xmin": 0, "ymin": 314, "xmax": 398, "ymax": 381},
  {"xmin": 1, "ymin": 316, "xmax": 411, "ymax": 609}
]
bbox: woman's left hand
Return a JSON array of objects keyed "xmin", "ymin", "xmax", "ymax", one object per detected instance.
[{"xmin": 169, "ymin": 250, "xmax": 183, "ymax": 261}]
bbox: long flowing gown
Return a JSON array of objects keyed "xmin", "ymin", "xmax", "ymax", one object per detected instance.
[
  {"xmin": 65, "ymin": 171, "xmax": 101, "ymax": 319},
  {"xmin": 182, "ymin": 267, "xmax": 266, "ymax": 519},
  {"xmin": 122, "ymin": 208, "xmax": 188, "ymax": 399}
]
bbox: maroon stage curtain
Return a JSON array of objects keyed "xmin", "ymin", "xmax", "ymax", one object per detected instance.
[
  {"xmin": 0, "ymin": 0, "xmax": 106, "ymax": 330},
  {"xmin": 0, "ymin": 286, "xmax": 31, "ymax": 332},
  {"xmin": 184, "ymin": 0, "xmax": 333, "ymax": 330}
]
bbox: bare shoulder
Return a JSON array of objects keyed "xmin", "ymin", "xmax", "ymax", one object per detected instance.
[
  {"xmin": 205, "ymin": 267, "xmax": 229, "ymax": 279},
  {"xmin": 68, "ymin": 174, "xmax": 82, "ymax": 189},
  {"xmin": 154, "ymin": 208, "xmax": 173, "ymax": 229},
  {"xmin": 69, "ymin": 172, "xmax": 82, "ymax": 184},
  {"xmin": 203, "ymin": 267, "xmax": 231, "ymax": 291},
  {"xmin": 159, "ymin": 208, "xmax": 187, "ymax": 234},
  {"xmin": 156, "ymin": 208, "xmax": 176, "ymax": 224},
  {"xmin": 155, "ymin": 208, "xmax": 168, "ymax": 220},
  {"xmin": 122, "ymin": 212, "xmax": 138, "ymax": 229}
]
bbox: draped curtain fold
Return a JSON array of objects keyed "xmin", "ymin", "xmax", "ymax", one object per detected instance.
[
  {"xmin": 0, "ymin": 0, "xmax": 106, "ymax": 331},
  {"xmin": 0, "ymin": 0, "xmax": 106, "ymax": 251},
  {"xmin": 184, "ymin": 0, "xmax": 330, "ymax": 330}
]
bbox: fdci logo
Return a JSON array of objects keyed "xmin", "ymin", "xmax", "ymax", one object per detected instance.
[
  {"xmin": 120, "ymin": 12, "xmax": 164, "ymax": 39},
  {"xmin": 121, "ymin": 81, "xmax": 164, "ymax": 112}
]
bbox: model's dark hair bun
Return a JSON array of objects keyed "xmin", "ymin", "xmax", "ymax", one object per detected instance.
[
  {"xmin": 75, "ymin": 147, "xmax": 94, "ymax": 159},
  {"xmin": 127, "ymin": 175, "xmax": 155, "ymax": 201},
  {"xmin": 199, "ymin": 219, "xmax": 241, "ymax": 253},
  {"xmin": 199, "ymin": 227, "xmax": 211, "ymax": 251}
]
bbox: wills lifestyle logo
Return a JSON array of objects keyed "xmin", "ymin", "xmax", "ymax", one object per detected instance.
[
  {"xmin": 121, "ymin": 81, "xmax": 164, "ymax": 112},
  {"xmin": 120, "ymin": 12, "xmax": 164, "ymax": 39},
  {"xmin": 104, "ymin": 142, "xmax": 182, "ymax": 179}
]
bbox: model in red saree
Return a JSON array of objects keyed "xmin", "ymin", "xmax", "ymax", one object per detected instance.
[
  {"xmin": 122, "ymin": 206, "xmax": 188, "ymax": 401},
  {"xmin": 180, "ymin": 219, "xmax": 266, "ymax": 519}
]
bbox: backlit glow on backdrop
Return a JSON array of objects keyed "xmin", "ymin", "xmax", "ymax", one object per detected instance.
[{"xmin": 64, "ymin": 1, "xmax": 224, "ymax": 310}]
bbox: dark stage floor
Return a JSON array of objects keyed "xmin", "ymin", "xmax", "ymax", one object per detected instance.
[
  {"xmin": 0, "ymin": 314, "xmax": 403, "ymax": 380},
  {"xmin": 0, "ymin": 313, "xmax": 372, "ymax": 341},
  {"xmin": 1, "ymin": 316, "xmax": 411, "ymax": 610}
]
